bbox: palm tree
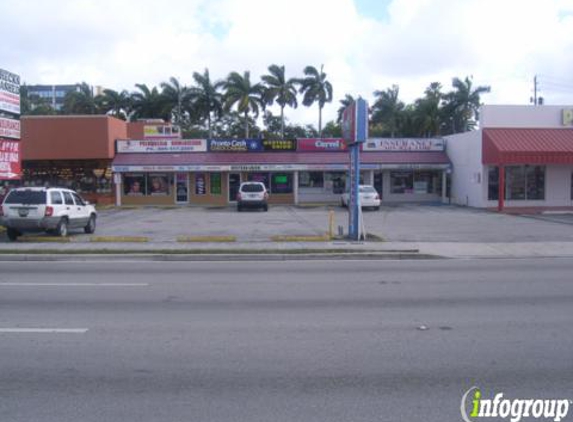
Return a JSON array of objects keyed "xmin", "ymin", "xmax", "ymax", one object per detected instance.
[
  {"xmin": 188, "ymin": 69, "xmax": 225, "ymax": 138},
  {"xmin": 443, "ymin": 76, "xmax": 491, "ymax": 133},
  {"xmin": 371, "ymin": 85, "xmax": 404, "ymax": 138},
  {"xmin": 413, "ymin": 82, "xmax": 443, "ymax": 137},
  {"xmin": 160, "ymin": 77, "xmax": 188, "ymax": 126},
  {"xmin": 261, "ymin": 65, "xmax": 298, "ymax": 139},
  {"xmin": 97, "ymin": 89, "xmax": 131, "ymax": 120},
  {"xmin": 130, "ymin": 84, "xmax": 169, "ymax": 121},
  {"xmin": 62, "ymin": 82, "xmax": 99, "ymax": 115},
  {"xmin": 297, "ymin": 64, "xmax": 333, "ymax": 138},
  {"xmin": 223, "ymin": 71, "xmax": 264, "ymax": 138},
  {"xmin": 336, "ymin": 94, "xmax": 355, "ymax": 123}
]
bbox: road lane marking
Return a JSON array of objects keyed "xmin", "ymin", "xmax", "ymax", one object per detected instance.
[
  {"xmin": 0, "ymin": 328, "xmax": 88, "ymax": 333},
  {"xmin": 0, "ymin": 283, "xmax": 149, "ymax": 287}
]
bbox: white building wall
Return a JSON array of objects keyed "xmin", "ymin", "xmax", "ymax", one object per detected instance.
[
  {"xmin": 445, "ymin": 130, "xmax": 485, "ymax": 207},
  {"xmin": 481, "ymin": 105, "xmax": 570, "ymax": 128}
]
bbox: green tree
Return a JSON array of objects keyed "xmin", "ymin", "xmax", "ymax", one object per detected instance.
[
  {"xmin": 371, "ymin": 85, "xmax": 404, "ymax": 138},
  {"xmin": 97, "ymin": 89, "xmax": 131, "ymax": 120},
  {"xmin": 223, "ymin": 71, "xmax": 264, "ymax": 138},
  {"xmin": 62, "ymin": 82, "xmax": 99, "ymax": 115},
  {"xmin": 443, "ymin": 76, "xmax": 491, "ymax": 134},
  {"xmin": 130, "ymin": 84, "xmax": 170, "ymax": 121},
  {"xmin": 412, "ymin": 82, "xmax": 443, "ymax": 137},
  {"xmin": 261, "ymin": 65, "xmax": 298, "ymax": 139},
  {"xmin": 188, "ymin": 69, "xmax": 225, "ymax": 138},
  {"xmin": 298, "ymin": 64, "xmax": 333, "ymax": 138},
  {"xmin": 160, "ymin": 77, "xmax": 188, "ymax": 127}
]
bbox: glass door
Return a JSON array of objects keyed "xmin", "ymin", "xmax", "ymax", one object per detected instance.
[
  {"xmin": 229, "ymin": 173, "xmax": 241, "ymax": 202},
  {"xmin": 175, "ymin": 173, "xmax": 189, "ymax": 204},
  {"xmin": 374, "ymin": 172, "xmax": 383, "ymax": 199}
]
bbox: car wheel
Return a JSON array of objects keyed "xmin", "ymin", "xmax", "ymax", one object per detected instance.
[
  {"xmin": 6, "ymin": 228, "xmax": 19, "ymax": 241},
  {"xmin": 263, "ymin": 204, "xmax": 268, "ymax": 212},
  {"xmin": 237, "ymin": 205, "xmax": 242, "ymax": 212},
  {"xmin": 375, "ymin": 206, "xmax": 380, "ymax": 211},
  {"xmin": 56, "ymin": 218, "xmax": 69, "ymax": 237},
  {"xmin": 84, "ymin": 214, "xmax": 96, "ymax": 234}
]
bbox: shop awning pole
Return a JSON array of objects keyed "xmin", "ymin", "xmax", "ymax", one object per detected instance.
[{"xmin": 498, "ymin": 165, "xmax": 505, "ymax": 212}]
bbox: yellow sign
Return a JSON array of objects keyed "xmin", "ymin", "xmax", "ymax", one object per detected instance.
[{"xmin": 562, "ymin": 109, "xmax": 573, "ymax": 126}]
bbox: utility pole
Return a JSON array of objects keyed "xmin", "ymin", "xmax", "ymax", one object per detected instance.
[{"xmin": 533, "ymin": 75, "xmax": 538, "ymax": 106}]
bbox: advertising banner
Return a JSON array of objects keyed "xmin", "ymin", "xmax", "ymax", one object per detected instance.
[
  {"xmin": 143, "ymin": 125, "xmax": 181, "ymax": 138},
  {"xmin": 117, "ymin": 139, "xmax": 207, "ymax": 153},
  {"xmin": 208, "ymin": 139, "xmax": 263, "ymax": 152},
  {"xmin": 0, "ymin": 138, "xmax": 21, "ymax": 180},
  {"xmin": 0, "ymin": 68, "xmax": 20, "ymax": 115},
  {"xmin": 342, "ymin": 98, "xmax": 368, "ymax": 144},
  {"xmin": 0, "ymin": 117, "xmax": 20, "ymax": 139},
  {"xmin": 363, "ymin": 138, "xmax": 445, "ymax": 151},
  {"xmin": 261, "ymin": 139, "xmax": 297, "ymax": 151},
  {"xmin": 297, "ymin": 138, "xmax": 347, "ymax": 152}
]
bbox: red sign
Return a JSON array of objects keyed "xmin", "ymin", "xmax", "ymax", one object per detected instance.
[
  {"xmin": 297, "ymin": 138, "xmax": 347, "ymax": 152},
  {"xmin": 0, "ymin": 117, "xmax": 20, "ymax": 139},
  {"xmin": 0, "ymin": 139, "xmax": 20, "ymax": 179}
]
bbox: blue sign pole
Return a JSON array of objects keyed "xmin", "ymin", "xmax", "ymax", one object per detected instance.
[{"xmin": 348, "ymin": 144, "xmax": 361, "ymax": 239}]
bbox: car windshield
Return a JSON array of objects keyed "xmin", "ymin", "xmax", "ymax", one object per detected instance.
[
  {"xmin": 242, "ymin": 184, "xmax": 264, "ymax": 193},
  {"xmin": 359, "ymin": 186, "xmax": 377, "ymax": 193},
  {"xmin": 4, "ymin": 190, "xmax": 46, "ymax": 205}
]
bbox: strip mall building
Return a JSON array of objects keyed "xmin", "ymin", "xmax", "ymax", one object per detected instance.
[{"xmin": 447, "ymin": 105, "xmax": 573, "ymax": 211}]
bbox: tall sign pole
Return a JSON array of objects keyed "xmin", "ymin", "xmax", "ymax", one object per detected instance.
[{"xmin": 342, "ymin": 98, "xmax": 369, "ymax": 241}]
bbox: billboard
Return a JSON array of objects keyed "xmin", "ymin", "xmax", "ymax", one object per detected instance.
[
  {"xmin": 0, "ymin": 117, "xmax": 20, "ymax": 139},
  {"xmin": 363, "ymin": 138, "xmax": 445, "ymax": 151},
  {"xmin": 143, "ymin": 125, "xmax": 181, "ymax": 139},
  {"xmin": 297, "ymin": 138, "xmax": 347, "ymax": 152},
  {"xmin": 117, "ymin": 139, "xmax": 207, "ymax": 153},
  {"xmin": 0, "ymin": 68, "xmax": 20, "ymax": 115},
  {"xmin": 261, "ymin": 139, "xmax": 296, "ymax": 151},
  {"xmin": 0, "ymin": 139, "xmax": 20, "ymax": 180},
  {"xmin": 342, "ymin": 98, "xmax": 368, "ymax": 144}
]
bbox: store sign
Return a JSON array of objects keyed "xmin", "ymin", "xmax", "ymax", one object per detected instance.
[
  {"xmin": 0, "ymin": 117, "xmax": 20, "ymax": 139},
  {"xmin": 261, "ymin": 139, "xmax": 297, "ymax": 151},
  {"xmin": 0, "ymin": 68, "xmax": 20, "ymax": 115},
  {"xmin": 208, "ymin": 139, "xmax": 263, "ymax": 152},
  {"xmin": 143, "ymin": 125, "xmax": 181, "ymax": 138},
  {"xmin": 0, "ymin": 139, "xmax": 20, "ymax": 180},
  {"xmin": 363, "ymin": 138, "xmax": 445, "ymax": 151},
  {"xmin": 297, "ymin": 138, "xmax": 347, "ymax": 152},
  {"xmin": 562, "ymin": 109, "xmax": 573, "ymax": 126},
  {"xmin": 117, "ymin": 139, "xmax": 207, "ymax": 153}
]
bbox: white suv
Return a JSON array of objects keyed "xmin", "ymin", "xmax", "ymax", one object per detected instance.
[
  {"xmin": 237, "ymin": 182, "xmax": 269, "ymax": 212},
  {"xmin": 0, "ymin": 187, "xmax": 97, "ymax": 241}
]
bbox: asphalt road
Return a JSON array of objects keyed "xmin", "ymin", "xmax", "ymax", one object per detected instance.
[{"xmin": 1, "ymin": 259, "xmax": 572, "ymax": 422}]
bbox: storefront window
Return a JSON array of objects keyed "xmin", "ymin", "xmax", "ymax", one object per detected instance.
[
  {"xmin": 488, "ymin": 166, "xmax": 499, "ymax": 200},
  {"xmin": 270, "ymin": 173, "xmax": 293, "ymax": 194},
  {"xmin": 147, "ymin": 173, "xmax": 170, "ymax": 196},
  {"xmin": 248, "ymin": 173, "xmax": 270, "ymax": 189},
  {"xmin": 23, "ymin": 161, "xmax": 113, "ymax": 194},
  {"xmin": 390, "ymin": 171, "xmax": 414, "ymax": 194},
  {"xmin": 498, "ymin": 165, "xmax": 545, "ymax": 201},
  {"xmin": 124, "ymin": 174, "xmax": 146, "ymax": 196},
  {"xmin": 413, "ymin": 171, "xmax": 435, "ymax": 194},
  {"xmin": 210, "ymin": 173, "xmax": 222, "ymax": 195},
  {"xmin": 195, "ymin": 173, "xmax": 206, "ymax": 195},
  {"xmin": 324, "ymin": 172, "xmax": 346, "ymax": 194},
  {"xmin": 299, "ymin": 171, "xmax": 324, "ymax": 188}
]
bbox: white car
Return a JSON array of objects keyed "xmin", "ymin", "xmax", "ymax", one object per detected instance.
[
  {"xmin": 237, "ymin": 182, "xmax": 269, "ymax": 212},
  {"xmin": 341, "ymin": 185, "xmax": 381, "ymax": 210},
  {"xmin": 0, "ymin": 187, "xmax": 97, "ymax": 241}
]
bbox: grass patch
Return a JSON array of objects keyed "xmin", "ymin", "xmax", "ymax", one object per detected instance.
[
  {"xmin": 0, "ymin": 248, "xmax": 417, "ymax": 255},
  {"xmin": 177, "ymin": 236, "xmax": 236, "ymax": 243},
  {"xmin": 16, "ymin": 236, "xmax": 71, "ymax": 243},
  {"xmin": 271, "ymin": 234, "xmax": 331, "ymax": 242},
  {"xmin": 90, "ymin": 236, "xmax": 149, "ymax": 243}
]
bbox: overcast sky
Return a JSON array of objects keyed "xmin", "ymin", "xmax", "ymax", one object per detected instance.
[{"xmin": 1, "ymin": 0, "xmax": 572, "ymax": 126}]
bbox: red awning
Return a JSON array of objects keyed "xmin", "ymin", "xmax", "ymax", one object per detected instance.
[
  {"xmin": 112, "ymin": 151, "xmax": 450, "ymax": 167},
  {"xmin": 483, "ymin": 128, "xmax": 573, "ymax": 164}
]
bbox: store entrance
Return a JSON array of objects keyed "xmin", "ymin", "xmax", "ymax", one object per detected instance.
[
  {"xmin": 229, "ymin": 173, "xmax": 241, "ymax": 202},
  {"xmin": 374, "ymin": 172, "xmax": 383, "ymax": 199},
  {"xmin": 175, "ymin": 173, "xmax": 189, "ymax": 204}
]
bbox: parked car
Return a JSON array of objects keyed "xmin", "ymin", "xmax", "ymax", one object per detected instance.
[
  {"xmin": 237, "ymin": 182, "xmax": 269, "ymax": 212},
  {"xmin": 0, "ymin": 187, "xmax": 97, "ymax": 241},
  {"xmin": 341, "ymin": 185, "xmax": 381, "ymax": 210}
]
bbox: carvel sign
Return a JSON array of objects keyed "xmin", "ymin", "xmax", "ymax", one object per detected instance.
[
  {"xmin": 297, "ymin": 138, "xmax": 347, "ymax": 152},
  {"xmin": 0, "ymin": 138, "xmax": 20, "ymax": 180}
]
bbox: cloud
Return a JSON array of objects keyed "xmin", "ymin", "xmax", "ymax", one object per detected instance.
[{"xmin": 1, "ymin": 0, "xmax": 572, "ymax": 126}]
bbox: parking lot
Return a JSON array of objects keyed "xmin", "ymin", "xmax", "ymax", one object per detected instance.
[{"xmin": 4, "ymin": 203, "xmax": 573, "ymax": 244}]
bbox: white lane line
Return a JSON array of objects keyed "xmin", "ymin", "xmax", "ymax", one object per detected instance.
[
  {"xmin": 0, "ymin": 328, "xmax": 89, "ymax": 334},
  {"xmin": 0, "ymin": 283, "xmax": 149, "ymax": 287}
]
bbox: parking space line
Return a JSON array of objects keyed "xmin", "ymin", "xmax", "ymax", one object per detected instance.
[{"xmin": 0, "ymin": 328, "xmax": 88, "ymax": 334}]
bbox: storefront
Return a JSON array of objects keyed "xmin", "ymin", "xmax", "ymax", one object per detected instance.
[
  {"xmin": 20, "ymin": 115, "xmax": 126, "ymax": 204},
  {"xmin": 112, "ymin": 138, "xmax": 451, "ymax": 206},
  {"xmin": 447, "ymin": 105, "xmax": 573, "ymax": 211}
]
